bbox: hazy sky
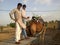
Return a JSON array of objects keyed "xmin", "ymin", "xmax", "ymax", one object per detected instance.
[{"xmin": 0, "ymin": 0, "xmax": 60, "ymax": 26}]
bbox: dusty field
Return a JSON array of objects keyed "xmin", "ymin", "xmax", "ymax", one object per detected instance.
[
  {"xmin": 0, "ymin": 33, "xmax": 14, "ymax": 41},
  {"xmin": 0, "ymin": 28, "xmax": 15, "ymax": 41},
  {"xmin": 0, "ymin": 28, "xmax": 60, "ymax": 45}
]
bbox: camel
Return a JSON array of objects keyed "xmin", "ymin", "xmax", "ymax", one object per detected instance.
[{"xmin": 26, "ymin": 16, "xmax": 46, "ymax": 40}]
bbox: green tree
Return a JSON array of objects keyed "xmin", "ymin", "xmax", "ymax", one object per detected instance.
[{"xmin": 10, "ymin": 23, "xmax": 15, "ymax": 28}]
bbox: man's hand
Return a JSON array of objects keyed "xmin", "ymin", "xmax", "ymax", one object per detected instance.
[
  {"xmin": 26, "ymin": 17, "xmax": 30, "ymax": 21},
  {"xmin": 12, "ymin": 19, "xmax": 15, "ymax": 21},
  {"xmin": 12, "ymin": 18, "xmax": 18, "ymax": 22},
  {"xmin": 27, "ymin": 17, "xmax": 30, "ymax": 19}
]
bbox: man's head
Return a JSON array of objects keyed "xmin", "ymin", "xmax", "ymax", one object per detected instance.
[
  {"xmin": 22, "ymin": 4, "xmax": 26, "ymax": 10},
  {"xmin": 17, "ymin": 3, "xmax": 22, "ymax": 10}
]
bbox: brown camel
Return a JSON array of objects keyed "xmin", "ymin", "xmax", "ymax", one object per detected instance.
[{"xmin": 26, "ymin": 16, "xmax": 46, "ymax": 40}]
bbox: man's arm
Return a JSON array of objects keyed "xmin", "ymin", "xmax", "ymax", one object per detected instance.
[
  {"xmin": 22, "ymin": 13, "xmax": 28, "ymax": 19},
  {"xmin": 22, "ymin": 14, "xmax": 29, "ymax": 19},
  {"xmin": 21, "ymin": 10, "xmax": 29, "ymax": 19},
  {"xmin": 9, "ymin": 9, "xmax": 15, "ymax": 21}
]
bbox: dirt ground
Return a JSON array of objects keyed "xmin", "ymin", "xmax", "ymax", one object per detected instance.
[
  {"xmin": 0, "ymin": 28, "xmax": 60, "ymax": 45},
  {"xmin": 0, "ymin": 28, "xmax": 15, "ymax": 41},
  {"xmin": 29, "ymin": 29, "xmax": 60, "ymax": 45}
]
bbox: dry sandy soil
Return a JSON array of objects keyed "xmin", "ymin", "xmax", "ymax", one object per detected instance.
[{"xmin": 0, "ymin": 28, "xmax": 15, "ymax": 41}]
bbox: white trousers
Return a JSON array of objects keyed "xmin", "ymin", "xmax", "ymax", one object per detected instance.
[{"xmin": 15, "ymin": 22, "xmax": 22, "ymax": 42}]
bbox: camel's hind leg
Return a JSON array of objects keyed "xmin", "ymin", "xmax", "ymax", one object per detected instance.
[{"xmin": 42, "ymin": 25, "xmax": 46, "ymax": 40}]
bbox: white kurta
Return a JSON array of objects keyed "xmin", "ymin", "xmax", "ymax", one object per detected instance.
[{"xmin": 9, "ymin": 8, "xmax": 26, "ymax": 29}]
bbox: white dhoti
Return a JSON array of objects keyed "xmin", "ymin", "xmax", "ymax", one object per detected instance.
[{"xmin": 15, "ymin": 22, "xmax": 22, "ymax": 42}]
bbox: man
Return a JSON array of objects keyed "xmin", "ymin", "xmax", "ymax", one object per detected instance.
[
  {"xmin": 21, "ymin": 4, "xmax": 29, "ymax": 39},
  {"xmin": 9, "ymin": 3, "xmax": 29, "ymax": 44}
]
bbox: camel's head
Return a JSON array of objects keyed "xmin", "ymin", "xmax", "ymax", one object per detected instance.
[
  {"xmin": 32, "ymin": 16, "xmax": 44, "ymax": 23},
  {"xmin": 32, "ymin": 16, "xmax": 39, "ymax": 23}
]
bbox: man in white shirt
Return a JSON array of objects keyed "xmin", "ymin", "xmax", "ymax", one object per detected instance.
[
  {"xmin": 22, "ymin": 4, "xmax": 29, "ymax": 39},
  {"xmin": 9, "ymin": 3, "xmax": 29, "ymax": 44}
]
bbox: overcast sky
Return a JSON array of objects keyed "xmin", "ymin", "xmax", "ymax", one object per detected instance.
[{"xmin": 0, "ymin": 0, "xmax": 60, "ymax": 26}]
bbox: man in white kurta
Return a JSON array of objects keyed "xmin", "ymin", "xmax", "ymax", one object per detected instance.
[{"xmin": 9, "ymin": 3, "xmax": 29, "ymax": 44}]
